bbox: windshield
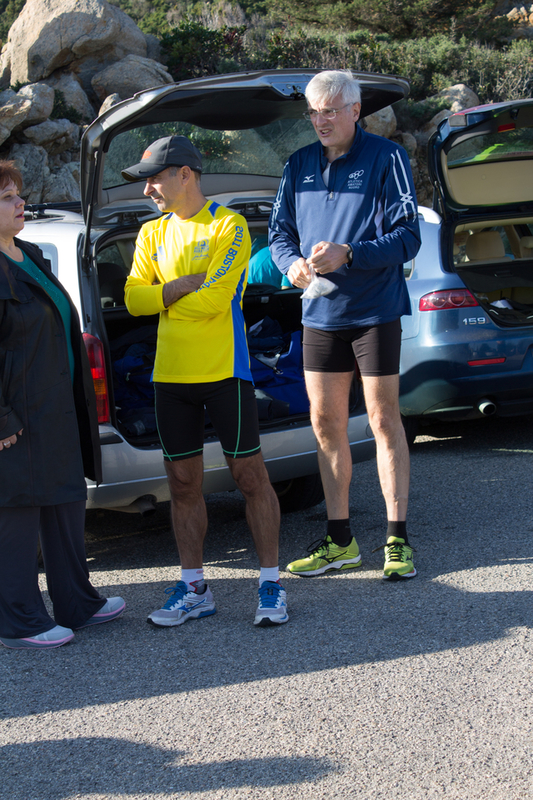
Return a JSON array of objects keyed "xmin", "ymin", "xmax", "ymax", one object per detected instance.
[
  {"xmin": 103, "ymin": 119, "xmax": 317, "ymax": 188},
  {"xmin": 447, "ymin": 126, "xmax": 533, "ymax": 169}
]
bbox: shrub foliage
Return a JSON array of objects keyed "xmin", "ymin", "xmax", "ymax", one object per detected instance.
[{"xmin": 1, "ymin": 0, "xmax": 532, "ymax": 104}]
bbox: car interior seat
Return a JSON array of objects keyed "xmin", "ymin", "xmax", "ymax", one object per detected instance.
[
  {"xmin": 465, "ymin": 231, "xmax": 512, "ymax": 264},
  {"xmin": 518, "ymin": 235, "xmax": 533, "ymax": 258},
  {"xmin": 98, "ymin": 261, "xmax": 128, "ymax": 308}
]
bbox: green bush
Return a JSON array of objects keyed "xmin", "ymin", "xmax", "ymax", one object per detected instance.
[
  {"xmin": 161, "ymin": 18, "xmax": 248, "ymax": 80},
  {"xmin": 50, "ymin": 90, "xmax": 84, "ymax": 125},
  {"xmin": 0, "ymin": 0, "xmax": 24, "ymax": 44}
]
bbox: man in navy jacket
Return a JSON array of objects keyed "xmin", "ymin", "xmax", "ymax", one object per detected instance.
[{"xmin": 269, "ymin": 69, "xmax": 421, "ymax": 580}]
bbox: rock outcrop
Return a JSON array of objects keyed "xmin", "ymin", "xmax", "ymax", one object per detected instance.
[
  {"xmin": 0, "ymin": 0, "xmax": 149, "ymax": 95},
  {"xmin": 91, "ymin": 54, "xmax": 173, "ymax": 102}
]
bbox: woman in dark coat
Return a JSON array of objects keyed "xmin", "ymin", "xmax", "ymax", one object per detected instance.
[{"xmin": 0, "ymin": 160, "xmax": 125, "ymax": 649}]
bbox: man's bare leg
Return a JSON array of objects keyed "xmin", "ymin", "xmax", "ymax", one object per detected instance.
[
  {"xmin": 304, "ymin": 370, "xmax": 355, "ymax": 520},
  {"xmin": 227, "ymin": 452, "xmax": 288, "ymax": 626},
  {"xmin": 147, "ymin": 455, "xmax": 217, "ymax": 627},
  {"xmin": 361, "ymin": 374, "xmax": 409, "ymax": 522},
  {"xmin": 164, "ymin": 455, "xmax": 207, "ymax": 568},
  {"xmin": 227, "ymin": 452, "xmax": 280, "ymax": 567},
  {"xmin": 285, "ymin": 370, "xmax": 361, "ymax": 576},
  {"xmin": 361, "ymin": 373, "xmax": 415, "ymax": 580}
]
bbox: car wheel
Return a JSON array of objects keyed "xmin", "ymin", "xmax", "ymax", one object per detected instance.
[
  {"xmin": 401, "ymin": 414, "xmax": 419, "ymax": 447},
  {"xmin": 272, "ymin": 474, "xmax": 325, "ymax": 514}
]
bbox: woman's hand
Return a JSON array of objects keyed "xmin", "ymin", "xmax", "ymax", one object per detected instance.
[{"xmin": 0, "ymin": 429, "xmax": 23, "ymax": 451}]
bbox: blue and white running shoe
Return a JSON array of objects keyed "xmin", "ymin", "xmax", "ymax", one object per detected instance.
[
  {"xmin": 254, "ymin": 581, "xmax": 289, "ymax": 627},
  {"xmin": 148, "ymin": 581, "xmax": 216, "ymax": 627}
]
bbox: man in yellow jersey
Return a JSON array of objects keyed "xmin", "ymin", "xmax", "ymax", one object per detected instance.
[{"xmin": 123, "ymin": 136, "xmax": 288, "ymax": 628}]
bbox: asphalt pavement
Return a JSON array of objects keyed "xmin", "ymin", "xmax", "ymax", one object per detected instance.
[{"xmin": 1, "ymin": 414, "xmax": 532, "ymax": 800}]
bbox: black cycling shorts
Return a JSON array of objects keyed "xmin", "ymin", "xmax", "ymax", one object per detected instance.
[
  {"xmin": 303, "ymin": 319, "xmax": 402, "ymax": 377},
  {"xmin": 155, "ymin": 378, "xmax": 261, "ymax": 462}
]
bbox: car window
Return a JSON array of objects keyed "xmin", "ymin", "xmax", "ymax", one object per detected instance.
[
  {"xmin": 447, "ymin": 126, "xmax": 533, "ymax": 169},
  {"xmin": 97, "ymin": 241, "xmax": 134, "ymax": 308},
  {"xmin": 103, "ymin": 120, "xmax": 318, "ymax": 189},
  {"xmin": 403, "ymin": 260, "xmax": 414, "ymax": 279},
  {"xmin": 34, "ymin": 243, "xmax": 59, "ymax": 277}
]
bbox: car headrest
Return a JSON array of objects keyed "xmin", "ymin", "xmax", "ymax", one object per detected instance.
[{"xmin": 465, "ymin": 231, "xmax": 506, "ymax": 261}]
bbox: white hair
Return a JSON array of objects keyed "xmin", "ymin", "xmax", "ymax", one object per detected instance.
[{"xmin": 305, "ymin": 70, "xmax": 361, "ymax": 108}]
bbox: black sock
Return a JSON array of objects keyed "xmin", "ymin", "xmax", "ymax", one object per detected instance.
[
  {"xmin": 387, "ymin": 521, "xmax": 409, "ymax": 545},
  {"xmin": 327, "ymin": 519, "xmax": 352, "ymax": 547}
]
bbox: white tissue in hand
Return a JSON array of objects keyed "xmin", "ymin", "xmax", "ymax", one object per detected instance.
[{"xmin": 301, "ymin": 275, "xmax": 337, "ymax": 299}]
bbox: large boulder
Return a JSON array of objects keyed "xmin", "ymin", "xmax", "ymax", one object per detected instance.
[
  {"xmin": 7, "ymin": 143, "xmax": 49, "ymax": 204},
  {"xmin": 44, "ymin": 72, "xmax": 96, "ymax": 123},
  {"xmin": 23, "ymin": 119, "xmax": 80, "ymax": 154},
  {"xmin": 0, "ymin": 90, "xmax": 32, "ymax": 146},
  {"xmin": 0, "ymin": 0, "xmax": 148, "ymax": 93},
  {"xmin": 43, "ymin": 163, "xmax": 81, "ymax": 203},
  {"xmin": 91, "ymin": 55, "xmax": 174, "ymax": 102},
  {"xmin": 398, "ymin": 131, "xmax": 417, "ymax": 159},
  {"xmin": 415, "ymin": 109, "xmax": 453, "ymax": 148},
  {"xmin": 17, "ymin": 83, "xmax": 55, "ymax": 126},
  {"xmin": 363, "ymin": 105, "xmax": 397, "ymax": 139},
  {"xmin": 98, "ymin": 93, "xmax": 122, "ymax": 117},
  {"xmin": 435, "ymin": 84, "xmax": 480, "ymax": 113}
]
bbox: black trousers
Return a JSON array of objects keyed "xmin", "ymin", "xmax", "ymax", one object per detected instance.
[{"xmin": 0, "ymin": 501, "xmax": 105, "ymax": 638}]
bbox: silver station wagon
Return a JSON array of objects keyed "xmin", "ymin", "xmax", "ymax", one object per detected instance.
[{"xmin": 18, "ymin": 69, "xmax": 412, "ymax": 513}]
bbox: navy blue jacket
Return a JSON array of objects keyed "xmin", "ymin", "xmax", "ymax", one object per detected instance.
[{"xmin": 269, "ymin": 125, "xmax": 421, "ymax": 329}]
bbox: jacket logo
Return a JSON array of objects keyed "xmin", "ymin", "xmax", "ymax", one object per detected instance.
[
  {"xmin": 303, "ymin": 175, "xmax": 314, "ymax": 184},
  {"xmin": 151, "ymin": 245, "xmax": 165, "ymax": 262},
  {"xmin": 347, "ymin": 169, "xmax": 365, "ymax": 190},
  {"xmin": 193, "ymin": 239, "xmax": 209, "ymax": 260}
]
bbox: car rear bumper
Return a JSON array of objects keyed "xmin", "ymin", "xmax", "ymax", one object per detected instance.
[
  {"xmin": 86, "ymin": 415, "xmax": 375, "ymax": 510},
  {"xmin": 400, "ymin": 337, "xmax": 533, "ymax": 420}
]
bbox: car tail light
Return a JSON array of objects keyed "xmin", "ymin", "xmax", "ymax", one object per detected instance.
[
  {"xmin": 83, "ymin": 333, "xmax": 110, "ymax": 423},
  {"xmin": 419, "ymin": 289, "xmax": 479, "ymax": 311},
  {"xmin": 468, "ymin": 358, "xmax": 506, "ymax": 366}
]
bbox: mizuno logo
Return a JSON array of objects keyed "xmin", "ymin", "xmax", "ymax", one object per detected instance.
[
  {"xmin": 185, "ymin": 599, "xmax": 208, "ymax": 613},
  {"xmin": 303, "ymin": 175, "xmax": 314, "ymax": 183},
  {"xmin": 322, "ymin": 549, "xmax": 347, "ymax": 563}
]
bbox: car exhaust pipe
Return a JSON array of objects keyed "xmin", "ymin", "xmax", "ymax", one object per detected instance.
[
  {"xmin": 478, "ymin": 398, "xmax": 497, "ymax": 416},
  {"xmin": 110, "ymin": 495, "xmax": 158, "ymax": 516}
]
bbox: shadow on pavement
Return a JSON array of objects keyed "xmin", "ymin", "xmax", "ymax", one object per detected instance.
[
  {"xmin": 0, "ymin": 738, "xmax": 335, "ymax": 798},
  {"xmin": 1, "ymin": 415, "xmax": 532, "ymax": 720}
]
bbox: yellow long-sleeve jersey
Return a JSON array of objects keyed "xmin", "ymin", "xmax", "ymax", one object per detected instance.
[{"xmin": 125, "ymin": 200, "xmax": 252, "ymax": 384}]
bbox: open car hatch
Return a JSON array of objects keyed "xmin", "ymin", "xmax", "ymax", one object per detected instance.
[
  {"xmin": 429, "ymin": 99, "xmax": 533, "ymax": 216},
  {"xmin": 80, "ymin": 69, "xmax": 410, "ymax": 229}
]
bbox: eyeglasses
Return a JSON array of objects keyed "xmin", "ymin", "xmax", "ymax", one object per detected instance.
[{"xmin": 303, "ymin": 103, "xmax": 353, "ymax": 121}]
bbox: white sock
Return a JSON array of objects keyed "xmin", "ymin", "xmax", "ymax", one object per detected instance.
[
  {"xmin": 181, "ymin": 568, "xmax": 204, "ymax": 591},
  {"xmin": 259, "ymin": 567, "xmax": 280, "ymax": 586}
]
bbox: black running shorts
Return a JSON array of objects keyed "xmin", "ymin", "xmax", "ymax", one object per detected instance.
[
  {"xmin": 155, "ymin": 378, "xmax": 261, "ymax": 461},
  {"xmin": 303, "ymin": 319, "xmax": 402, "ymax": 377}
]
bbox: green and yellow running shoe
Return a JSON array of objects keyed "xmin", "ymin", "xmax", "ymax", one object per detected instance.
[
  {"xmin": 286, "ymin": 535, "xmax": 362, "ymax": 576},
  {"xmin": 376, "ymin": 536, "xmax": 416, "ymax": 581}
]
